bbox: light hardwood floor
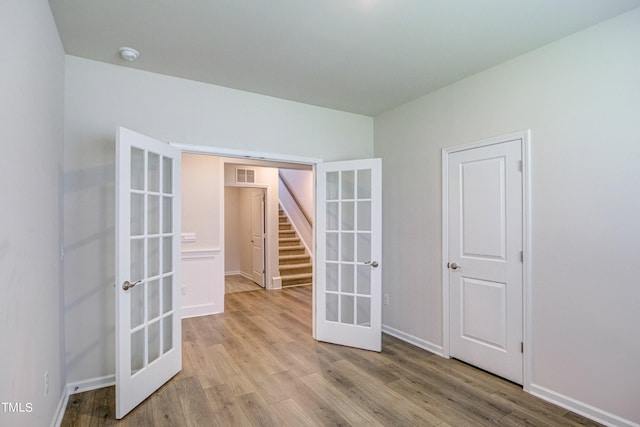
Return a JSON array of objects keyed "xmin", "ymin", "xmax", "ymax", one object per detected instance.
[
  {"xmin": 225, "ymin": 274, "xmax": 264, "ymax": 294},
  {"xmin": 61, "ymin": 287, "xmax": 601, "ymax": 426}
]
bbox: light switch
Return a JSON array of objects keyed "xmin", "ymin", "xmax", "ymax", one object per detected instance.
[{"xmin": 181, "ymin": 232, "xmax": 196, "ymax": 243}]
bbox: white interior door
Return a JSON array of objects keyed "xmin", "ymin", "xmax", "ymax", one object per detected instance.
[
  {"xmin": 316, "ymin": 159, "xmax": 382, "ymax": 352},
  {"xmin": 251, "ymin": 189, "xmax": 266, "ymax": 287},
  {"xmin": 447, "ymin": 138, "xmax": 523, "ymax": 384},
  {"xmin": 115, "ymin": 127, "xmax": 182, "ymax": 418}
]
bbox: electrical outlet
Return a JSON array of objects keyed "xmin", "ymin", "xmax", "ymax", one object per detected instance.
[
  {"xmin": 44, "ymin": 371, "xmax": 49, "ymax": 397},
  {"xmin": 383, "ymin": 293, "xmax": 390, "ymax": 306}
]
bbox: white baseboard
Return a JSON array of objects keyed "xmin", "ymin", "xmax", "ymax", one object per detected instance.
[
  {"xmin": 51, "ymin": 375, "xmax": 116, "ymax": 427},
  {"xmin": 530, "ymin": 384, "xmax": 639, "ymax": 427},
  {"xmin": 181, "ymin": 303, "xmax": 222, "ymax": 319},
  {"xmin": 224, "ymin": 271, "xmax": 252, "ymax": 281},
  {"xmin": 382, "ymin": 324, "xmax": 445, "ymax": 357}
]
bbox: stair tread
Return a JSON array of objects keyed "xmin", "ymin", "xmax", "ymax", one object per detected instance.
[
  {"xmin": 280, "ymin": 272, "xmax": 313, "ymax": 279},
  {"xmin": 279, "ymin": 254, "xmax": 310, "ymax": 260}
]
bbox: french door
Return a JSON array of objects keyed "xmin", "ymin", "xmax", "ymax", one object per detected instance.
[
  {"xmin": 115, "ymin": 127, "xmax": 182, "ymax": 418},
  {"xmin": 316, "ymin": 159, "xmax": 382, "ymax": 351}
]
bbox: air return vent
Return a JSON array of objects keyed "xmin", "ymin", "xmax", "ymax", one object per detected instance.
[{"xmin": 236, "ymin": 168, "xmax": 256, "ymax": 184}]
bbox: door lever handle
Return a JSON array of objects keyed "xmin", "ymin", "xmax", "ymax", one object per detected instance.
[
  {"xmin": 364, "ymin": 260, "xmax": 379, "ymax": 268},
  {"xmin": 122, "ymin": 280, "xmax": 142, "ymax": 291}
]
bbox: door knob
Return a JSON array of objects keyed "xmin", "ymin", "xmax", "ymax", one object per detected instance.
[
  {"xmin": 448, "ymin": 262, "xmax": 460, "ymax": 270},
  {"xmin": 122, "ymin": 280, "xmax": 142, "ymax": 291},
  {"xmin": 364, "ymin": 260, "xmax": 379, "ymax": 268}
]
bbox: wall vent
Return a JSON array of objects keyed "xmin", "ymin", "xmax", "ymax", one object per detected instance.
[{"xmin": 236, "ymin": 168, "xmax": 256, "ymax": 184}]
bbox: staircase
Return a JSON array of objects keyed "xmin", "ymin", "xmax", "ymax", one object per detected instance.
[{"xmin": 279, "ymin": 206, "xmax": 312, "ymax": 287}]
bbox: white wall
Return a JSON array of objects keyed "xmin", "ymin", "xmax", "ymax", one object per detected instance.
[
  {"xmin": 279, "ymin": 169, "xmax": 314, "ymax": 218},
  {"xmin": 0, "ymin": 1, "xmax": 65, "ymax": 425},
  {"xmin": 375, "ymin": 8, "xmax": 640, "ymax": 426},
  {"xmin": 224, "ymin": 187, "xmax": 243, "ymax": 273},
  {"xmin": 63, "ymin": 56, "xmax": 373, "ymax": 384}
]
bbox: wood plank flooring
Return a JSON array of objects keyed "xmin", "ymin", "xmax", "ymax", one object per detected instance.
[
  {"xmin": 225, "ymin": 274, "xmax": 264, "ymax": 294},
  {"xmin": 61, "ymin": 287, "xmax": 601, "ymax": 426}
]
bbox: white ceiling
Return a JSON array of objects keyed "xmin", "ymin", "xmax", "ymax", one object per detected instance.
[{"xmin": 50, "ymin": 0, "xmax": 640, "ymax": 116}]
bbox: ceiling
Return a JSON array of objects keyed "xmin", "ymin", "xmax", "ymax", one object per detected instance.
[{"xmin": 50, "ymin": 0, "xmax": 640, "ymax": 116}]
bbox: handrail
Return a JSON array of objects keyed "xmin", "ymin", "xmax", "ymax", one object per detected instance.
[{"xmin": 278, "ymin": 172, "xmax": 313, "ymax": 226}]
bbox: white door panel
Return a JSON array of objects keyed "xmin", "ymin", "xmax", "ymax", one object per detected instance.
[
  {"xmin": 316, "ymin": 159, "xmax": 381, "ymax": 352},
  {"xmin": 115, "ymin": 127, "xmax": 182, "ymax": 418},
  {"xmin": 448, "ymin": 138, "xmax": 523, "ymax": 384}
]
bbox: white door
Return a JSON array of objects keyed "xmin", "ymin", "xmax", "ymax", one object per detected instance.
[
  {"xmin": 447, "ymin": 138, "xmax": 523, "ymax": 384},
  {"xmin": 115, "ymin": 127, "xmax": 182, "ymax": 418},
  {"xmin": 316, "ymin": 159, "xmax": 382, "ymax": 352},
  {"xmin": 251, "ymin": 189, "xmax": 266, "ymax": 287}
]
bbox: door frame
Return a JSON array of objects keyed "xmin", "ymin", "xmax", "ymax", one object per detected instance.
[
  {"xmin": 441, "ymin": 130, "xmax": 532, "ymax": 391},
  {"xmin": 172, "ymin": 142, "xmax": 320, "ymax": 336}
]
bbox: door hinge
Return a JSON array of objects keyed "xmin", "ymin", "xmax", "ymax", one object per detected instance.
[
  {"xmin": 518, "ymin": 160, "xmax": 523, "ymax": 172},
  {"xmin": 520, "ymin": 342, "xmax": 524, "ymax": 353},
  {"xmin": 520, "ymin": 251, "xmax": 524, "ymax": 262}
]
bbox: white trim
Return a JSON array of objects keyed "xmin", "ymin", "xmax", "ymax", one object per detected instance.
[
  {"xmin": 181, "ymin": 249, "xmax": 221, "ymax": 259},
  {"xmin": 530, "ymin": 384, "xmax": 639, "ymax": 427},
  {"xmin": 181, "ymin": 303, "xmax": 221, "ymax": 319},
  {"xmin": 382, "ymin": 325, "xmax": 445, "ymax": 357},
  {"xmin": 171, "ymin": 142, "xmax": 322, "ymax": 165},
  {"xmin": 441, "ymin": 130, "xmax": 532, "ymax": 390},
  {"xmin": 50, "ymin": 389, "xmax": 70, "ymax": 427}
]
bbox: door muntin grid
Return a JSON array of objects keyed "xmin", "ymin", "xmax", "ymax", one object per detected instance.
[
  {"xmin": 325, "ymin": 169, "xmax": 373, "ymax": 327},
  {"xmin": 129, "ymin": 147, "xmax": 176, "ymax": 376}
]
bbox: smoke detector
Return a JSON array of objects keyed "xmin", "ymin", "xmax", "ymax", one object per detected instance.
[{"xmin": 119, "ymin": 47, "xmax": 140, "ymax": 62}]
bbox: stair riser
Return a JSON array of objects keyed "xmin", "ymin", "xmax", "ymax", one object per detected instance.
[
  {"xmin": 279, "ymin": 257, "xmax": 311, "ymax": 265},
  {"xmin": 279, "ymin": 240, "xmax": 301, "ymax": 247},
  {"xmin": 282, "ymin": 277, "xmax": 313, "ymax": 286},
  {"xmin": 280, "ymin": 266, "xmax": 312, "ymax": 275},
  {"xmin": 280, "ymin": 249, "xmax": 306, "ymax": 256}
]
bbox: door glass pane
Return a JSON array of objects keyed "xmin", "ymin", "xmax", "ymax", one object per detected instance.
[
  {"xmin": 341, "ymin": 201, "xmax": 354, "ymax": 231},
  {"xmin": 341, "ymin": 295, "xmax": 354, "ymax": 324},
  {"xmin": 357, "ymin": 169, "xmax": 371, "ymax": 199},
  {"xmin": 357, "ymin": 233, "xmax": 371, "ymax": 263},
  {"xmin": 163, "ymin": 315, "xmax": 173, "ymax": 354},
  {"xmin": 148, "ymin": 279, "xmax": 160, "ymax": 321},
  {"xmin": 148, "ymin": 320, "xmax": 160, "ymax": 364},
  {"xmin": 326, "ymin": 233, "xmax": 338, "ymax": 261},
  {"xmin": 148, "ymin": 195, "xmax": 160, "ymax": 235},
  {"xmin": 326, "ymin": 202, "xmax": 339, "ymax": 231},
  {"xmin": 326, "ymin": 263, "xmax": 338, "ymax": 292},
  {"xmin": 340, "ymin": 233, "xmax": 354, "ymax": 262},
  {"xmin": 131, "ymin": 193, "xmax": 144, "ymax": 236},
  {"xmin": 131, "ymin": 148, "xmax": 145, "ymax": 191},
  {"xmin": 357, "ymin": 297, "xmax": 371, "ymax": 326},
  {"xmin": 326, "ymin": 293, "xmax": 338, "ymax": 322},
  {"xmin": 357, "ymin": 201, "xmax": 371, "ymax": 231},
  {"xmin": 162, "ymin": 197, "xmax": 172, "ymax": 233},
  {"xmin": 131, "ymin": 329, "xmax": 144, "ymax": 375},
  {"xmin": 148, "ymin": 152, "xmax": 160, "ymax": 193},
  {"xmin": 357, "ymin": 265, "xmax": 371, "ymax": 295},
  {"xmin": 130, "ymin": 282, "xmax": 145, "ymax": 329},
  {"xmin": 326, "ymin": 172, "xmax": 339, "ymax": 200},
  {"xmin": 162, "ymin": 157, "xmax": 172, "ymax": 194},
  {"xmin": 130, "ymin": 239, "xmax": 144, "ymax": 282},
  {"xmin": 148, "ymin": 237, "xmax": 160, "ymax": 277},
  {"xmin": 162, "ymin": 275, "xmax": 172, "ymax": 314},
  {"xmin": 163, "ymin": 236, "xmax": 172, "ymax": 274},
  {"xmin": 340, "ymin": 264, "xmax": 354, "ymax": 293},
  {"xmin": 341, "ymin": 171, "xmax": 355, "ymax": 199}
]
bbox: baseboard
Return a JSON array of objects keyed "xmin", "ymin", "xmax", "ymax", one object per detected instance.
[
  {"xmin": 529, "ymin": 383, "xmax": 639, "ymax": 427},
  {"xmin": 225, "ymin": 270, "xmax": 241, "ymax": 276},
  {"xmin": 382, "ymin": 324, "xmax": 444, "ymax": 357},
  {"xmin": 50, "ymin": 388, "xmax": 70, "ymax": 427},
  {"xmin": 51, "ymin": 375, "xmax": 116, "ymax": 427},
  {"xmin": 181, "ymin": 303, "xmax": 222, "ymax": 319}
]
